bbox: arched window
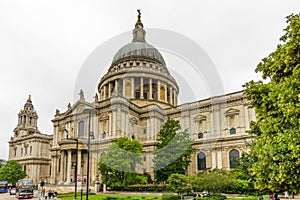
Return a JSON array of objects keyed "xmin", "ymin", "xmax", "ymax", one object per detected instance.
[
  {"xmin": 230, "ymin": 127, "xmax": 236, "ymax": 135},
  {"xmin": 229, "ymin": 149, "xmax": 240, "ymax": 169},
  {"xmin": 198, "ymin": 132, "xmax": 203, "ymax": 139},
  {"xmin": 78, "ymin": 121, "xmax": 85, "ymax": 137},
  {"xmin": 197, "ymin": 152, "xmax": 206, "ymax": 170}
]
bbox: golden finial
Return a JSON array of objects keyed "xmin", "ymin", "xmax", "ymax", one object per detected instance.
[
  {"xmin": 137, "ymin": 9, "xmax": 141, "ymax": 22},
  {"xmin": 28, "ymin": 94, "xmax": 31, "ymax": 100}
]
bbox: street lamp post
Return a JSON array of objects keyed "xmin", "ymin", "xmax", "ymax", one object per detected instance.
[
  {"xmin": 65, "ymin": 129, "xmax": 79, "ymax": 200},
  {"xmin": 84, "ymin": 108, "xmax": 95, "ymax": 200}
]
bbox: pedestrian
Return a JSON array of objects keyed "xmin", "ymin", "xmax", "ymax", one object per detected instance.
[
  {"xmin": 274, "ymin": 193, "xmax": 279, "ymax": 200},
  {"xmin": 285, "ymin": 191, "xmax": 289, "ymax": 199},
  {"xmin": 269, "ymin": 193, "xmax": 275, "ymax": 200}
]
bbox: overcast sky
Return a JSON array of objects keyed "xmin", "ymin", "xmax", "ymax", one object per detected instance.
[{"xmin": 0, "ymin": 0, "xmax": 299, "ymax": 159}]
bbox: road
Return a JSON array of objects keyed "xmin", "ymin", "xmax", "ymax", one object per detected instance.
[{"xmin": 0, "ymin": 192, "xmax": 40, "ymax": 200}]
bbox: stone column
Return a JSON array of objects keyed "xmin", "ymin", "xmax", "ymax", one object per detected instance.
[
  {"xmin": 174, "ymin": 91, "xmax": 177, "ymax": 106},
  {"xmin": 77, "ymin": 150, "xmax": 82, "ymax": 178},
  {"xmin": 211, "ymin": 149, "xmax": 216, "ymax": 169},
  {"xmin": 244, "ymin": 105, "xmax": 249, "ymax": 131},
  {"xmin": 115, "ymin": 79, "xmax": 118, "ymax": 95},
  {"xmin": 140, "ymin": 77, "xmax": 144, "ymax": 99},
  {"xmin": 170, "ymin": 88, "xmax": 173, "ymax": 105},
  {"xmin": 121, "ymin": 111, "xmax": 125, "ymax": 136},
  {"xmin": 164, "ymin": 84, "xmax": 167, "ymax": 102},
  {"xmin": 147, "ymin": 118, "xmax": 150, "ymax": 140},
  {"xmin": 122, "ymin": 79, "xmax": 126, "ymax": 97},
  {"xmin": 125, "ymin": 113, "xmax": 129, "ymax": 136},
  {"xmin": 112, "ymin": 110, "xmax": 116, "ymax": 136},
  {"xmin": 117, "ymin": 108, "xmax": 121, "ymax": 136},
  {"xmin": 149, "ymin": 78, "xmax": 153, "ymax": 100},
  {"xmin": 60, "ymin": 151, "xmax": 65, "ymax": 183},
  {"xmin": 66, "ymin": 150, "xmax": 72, "ymax": 183},
  {"xmin": 131, "ymin": 78, "xmax": 135, "ymax": 98},
  {"xmin": 103, "ymin": 85, "xmax": 107, "ymax": 100},
  {"xmin": 108, "ymin": 82, "xmax": 111, "ymax": 98},
  {"xmin": 217, "ymin": 149, "xmax": 222, "ymax": 169},
  {"xmin": 52, "ymin": 156, "xmax": 57, "ymax": 184},
  {"xmin": 157, "ymin": 81, "xmax": 161, "ymax": 101}
]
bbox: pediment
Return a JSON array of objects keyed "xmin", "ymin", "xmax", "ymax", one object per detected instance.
[
  {"xmin": 225, "ymin": 108, "xmax": 239, "ymax": 117},
  {"xmin": 193, "ymin": 114, "xmax": 206, "ymax": 122},
  {"xmin": 99, "ymin": 113, "xmax": 109, "ymax": 121},
  {"xmin": 63, "ymin": 100, "xmax": 94, "ymax": 117},
  {"xmin": 130, "ymin": 117, "xmax": 138, "ymax": 124}
]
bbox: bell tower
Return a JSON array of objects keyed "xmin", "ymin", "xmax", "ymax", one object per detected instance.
[{"xmin": 14, "ymin": 95, "xmax": 39, "ymax": 137}]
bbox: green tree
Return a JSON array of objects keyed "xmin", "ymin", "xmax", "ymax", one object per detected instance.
[
  {"xmin": 167, "ymin": 174, "xmax": 193, "ymax": 198},
  {"xmin": 0, "ymin": 160, "xmax": 26, "ymax": 185},
  {"xmin": 193, "ymin": 169, "xmax": 232, "ymax": 194},
  {"xmin": 244, "ymin": 13, "xmax": 300, "ymax": 192},
  {"xmin": 153, "ymin": 118, "xmax": 195, "ymax": 183},
  {"xmin": 98, "ymin": 137, "xmax": 147, "ymax": 187}
]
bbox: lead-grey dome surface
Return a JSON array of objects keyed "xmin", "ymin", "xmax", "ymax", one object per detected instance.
[{"xmin": 111, "ymin": 42, "xmax": 166, "ymax": 66}]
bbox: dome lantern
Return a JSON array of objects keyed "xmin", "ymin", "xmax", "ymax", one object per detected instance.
[{"xmin": 132, "ymin": 9, "xmax": 146, "ymax": 43}]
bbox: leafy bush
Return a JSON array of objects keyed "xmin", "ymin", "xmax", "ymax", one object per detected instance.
[
  {"xmin": 201, "ymin": 194, "xmax": 226, "ymax": 200},
  {"xmin": 161, "ymin": 194, "xmax": 180, "ymax": 200}
]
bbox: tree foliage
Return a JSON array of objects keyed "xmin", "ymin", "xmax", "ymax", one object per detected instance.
[
  {"xmin": 0, "ymin": 160, "xmax": 27, "ymax": 185},
  {"xmin": 153, "ymin": 118, "xmax": 195, "ymax": 183},
  {"xmin": 167, "ymin": 174, "xmax": 193, "ymax": 196},
  {"xmin": 98, "ymin": 137, "xmax": 147, "ymax": 187},
  {"xmin": 244, "ymin": 13, "xmax": 300, "ymax": 192},
  {"xmin": 192, "ymin": 169, "xmax": 252, "ymax": 194}
]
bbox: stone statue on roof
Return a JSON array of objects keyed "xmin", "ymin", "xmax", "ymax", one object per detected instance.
[{"xmin": 79, "ymin": 89, "xmax": 85, "ymax": 101}]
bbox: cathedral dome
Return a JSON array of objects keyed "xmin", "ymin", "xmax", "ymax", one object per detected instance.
[
  {"xmin": 98, "ymin": 10, "xmax": 179, "ymax": 108},
  {"xmin": 112, "ymin": 42, "xmax": 166, "ymax": 66}
]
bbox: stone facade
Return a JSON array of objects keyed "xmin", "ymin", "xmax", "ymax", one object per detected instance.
[{"xmin": 9, "ymin": 12, "xmax": 256, "ymax": 187}]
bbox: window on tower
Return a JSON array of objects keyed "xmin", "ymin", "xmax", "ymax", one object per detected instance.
[
  {"xmin": 230, "ymin": 127, "xmax": 236, "ymax": 135},
  {"xmin": 78, "ymin": 121, "xmax": 85, "ymax": 138},
  {"xmin": 198, "ymin": 132, "xmax": 203, "ymax": 139}
]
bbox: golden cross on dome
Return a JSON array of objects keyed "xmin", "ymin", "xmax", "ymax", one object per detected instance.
[{"xmin": 137, "ymin": 9, "xmax": 141, "ymax": 22}]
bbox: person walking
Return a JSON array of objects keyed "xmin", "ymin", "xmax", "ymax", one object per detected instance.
[{"xmin": 285, "ymin": 191, "xmax": 289, "ymax": 199}]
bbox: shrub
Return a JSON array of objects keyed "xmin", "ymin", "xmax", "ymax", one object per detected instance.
[
  {"xmin": 161, "ymin": 194, "xmax": 180, "ymax": 200},
  {"xmin": 202, "ymin": 194, "xmax": 227, "ymax": 200}
]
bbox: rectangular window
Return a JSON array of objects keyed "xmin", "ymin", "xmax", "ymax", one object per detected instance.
[
  {"xmin": 58, "ymin": 158, "xmax": 61, "ymax": 172},
  {"xmin": 135, "ymin": 91, "xmax": 140, "ymax": 99},
  {"xmin": 143, "ymin": 128, "xmax": 147, "ymax": 134},
  {"xmin": 78, "ymin": 121, "xmax": 85, "ymax": 137}
]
